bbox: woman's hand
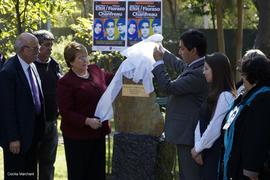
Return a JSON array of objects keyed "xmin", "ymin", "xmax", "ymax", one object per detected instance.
[
  {"xmin": 191, "ymin": 147, "xmax": 199, "ymax": 159},
  {"xmin": 85, "ymin": 117, "xmax": 102, "ymax": 129},
  {"xmin": 194, "ymin": 154, "xmax": 204, "ymax": 165},
  {"xmin": 191, "ymin": 147, "xmax": 203, "ymax": 165}
]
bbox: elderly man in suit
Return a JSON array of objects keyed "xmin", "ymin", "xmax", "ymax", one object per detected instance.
[
  {"xmin": 152, "ymin": 29, "xmax": 208, "ymax": 180},
  {"xmin": 0, "ymin": 32, "xmax": 45, "ymax": 180}
]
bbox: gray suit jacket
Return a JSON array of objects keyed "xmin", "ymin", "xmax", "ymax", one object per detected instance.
[{"xmin": 152, "ymin": 51, "xmax": 208, "ymax": 145}]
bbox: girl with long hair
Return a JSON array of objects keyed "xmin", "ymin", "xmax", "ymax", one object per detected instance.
[{"xmin": 191, "ymin": 52, "xmax": 237, "ymax": 180}]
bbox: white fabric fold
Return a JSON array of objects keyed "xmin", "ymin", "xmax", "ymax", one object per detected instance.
[{"xmin": 95, "ymin": 34, "xmax": 163, "ymax": 121}]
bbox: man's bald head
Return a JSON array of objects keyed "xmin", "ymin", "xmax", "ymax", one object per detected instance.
[
  {"xmin": 15, "ymin": 32, "xmax": 40, "ymax": 64},
  {"xmin": 15, "ymin": 32, "xmax": 39, "ymax": 53}
]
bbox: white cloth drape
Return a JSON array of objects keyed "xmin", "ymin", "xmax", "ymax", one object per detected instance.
[{"xmin": 94, "ymin": 34, "xmax": 163, "ymax": 121}]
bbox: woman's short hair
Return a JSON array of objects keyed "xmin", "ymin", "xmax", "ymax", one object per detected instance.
[
  {"xmin": 242, "ymin": 49, "xmax": 266, "ymax": 62},
  {"xmin": 236, "ymin": 49, "xmax": 266, "ymax": 72},
  {"xmin": 64, "ymin": 42, "xmax": 87, "ymax": 68},
  {"xmin": 241, "ymin": 56, "xmax": 270, "ymax": 85}
]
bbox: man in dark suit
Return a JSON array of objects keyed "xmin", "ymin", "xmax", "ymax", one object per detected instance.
[
  {"xmin": 0, "ymin": 32, "xmax": 45, "ymax": 179},
  {"xmin": 152, "ymin": 29, "xmax": 208, "ymax": 180}
]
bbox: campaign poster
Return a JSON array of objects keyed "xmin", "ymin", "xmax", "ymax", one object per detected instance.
[
  {"xmin": 93, "ymin": 0, "xmax": 127, "ymax": 51},
  {"xmin": 127, "ymin": 0, "xmax": 162, "ymax": 46}
]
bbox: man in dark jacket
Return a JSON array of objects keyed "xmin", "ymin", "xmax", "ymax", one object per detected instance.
[
  {"xmin": 33, "ymin": 30, "xmax": 62, "ymax": 180},
  {"xmin": 152, "ymin": 29, "xmax": 208, "ymax": 180},
  {"xmin": 0, "ymin": 32, "xmax": 45, "ymax": 180}
]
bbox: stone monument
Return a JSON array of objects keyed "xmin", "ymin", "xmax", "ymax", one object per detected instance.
[{"xmin": 112, "ymin": 77, "xmax": 175, "ymax": 180}]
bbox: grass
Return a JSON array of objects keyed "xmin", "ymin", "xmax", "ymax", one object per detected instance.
[
  {"xmin": 0, "ymin": 120, "xmax": 114, "ymax": 180},
  {"xmin": 0, "ymin": 136, "xmax": 114, "ymax": 180},
  {"xmin": 0, "ymin": 142, "xmax": 67, "ymax": 179},
  {"xmin": 0, "ymin": 119, "xmax": 179, "ymax": 180},
  {"xmin": 54, "ymin": 143, "xmax": 67, "ymax": 179}
]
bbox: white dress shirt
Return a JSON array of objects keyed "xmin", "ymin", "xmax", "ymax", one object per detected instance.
[{"xmin": 194, "ymin": 91, "xmax": 235, "ymax": 153}]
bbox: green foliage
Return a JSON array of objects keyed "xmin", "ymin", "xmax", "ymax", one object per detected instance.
[
  {"xmin": 70, "ymin": 14, "xmax": 94, "ymax": 47},
  {"xmin": 242, "ymin": 0, "xmax": 259, "ymax": 29},
  {"xmin": 0, "ymin": 0, "xmax": 76, "ymax": 57},
  {"xmin": 180, "ymin": 0, "xmax": 258, "ymax": 29},
  {"xmin": 51, "ymin": 35, "xmax": 74, "ymax": 73},
  {"xmin": 182, "ymin": 0, "xmax": 209, "ymax": 16},
  {"xmin": 91, "ymin": 51, "xmax": 125, "ymax": 73}
]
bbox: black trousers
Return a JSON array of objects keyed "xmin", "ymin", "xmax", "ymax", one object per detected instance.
[
  {"xmin": 3, "ymin": 114, "xmax": 43, "ymax": 180},
  {"xmin": 37, "ymin": 120, "xmax": 58, "ymax": 180},
  {"xmin": 3, "ymin": 142, "xmax": 38, "ymax": 180},
  {"xmin": 201, "ymin": 138, "xmax": 222, "ymax": 180},
  {"xmin": 63, "ymin": 136, "xmax": 106, "ymax": 180}
]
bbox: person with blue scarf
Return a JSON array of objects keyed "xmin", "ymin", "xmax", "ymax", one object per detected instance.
[
  {"xmin": 93, "ymin": 19, "xmax": 104, "ymax": 40},
  {"xmin": 222, "ymin": 55, "xmax": 270, "ymax": 180}
]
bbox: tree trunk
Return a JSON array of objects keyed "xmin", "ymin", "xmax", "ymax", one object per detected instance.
[
  {"xmin": 81, "ymin": 0, "xmax": 87, "ymax": 17},
  {"xmin": 167, "ymin": 0, "xmax": 177, "ymax": 29},
  {"xmin": 15, "ymin": 0, "xmax": 22, "ymax": 34},
  {"xmin": 253, "ymin": 0, "xmax": 270, "ymax": 58},
  {"xmin": 210, "ymin": 2, "xmax": 216, "ymax": 29},
  {"xmin": 235, "ymin": 0, "xmax": 243, "ymax": 81},
  {"xmin": 216, "ymin": 0, "xmax": 225, "ymax": 53}
]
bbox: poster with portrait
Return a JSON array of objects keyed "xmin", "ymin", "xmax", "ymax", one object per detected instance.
[
  {"xmin": 127, "ymin": 0, "xmax": 162, "ymax": 46},
  {"xmin": 93, "ymin": 0, "xmax": 162, "ymax": 51},
  {"xmin": 93, "ymin": 0, "xmax": 127, "ymax": 51}
]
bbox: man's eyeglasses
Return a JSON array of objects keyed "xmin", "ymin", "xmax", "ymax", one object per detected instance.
[{"xmin": 24, "ymin": 45, "xmax": 40, "ymax": 52}]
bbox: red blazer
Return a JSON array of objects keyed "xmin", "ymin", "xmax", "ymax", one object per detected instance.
[{"xmin": 57, "ymin": 64, "xmax": 113, "ymax": 140}]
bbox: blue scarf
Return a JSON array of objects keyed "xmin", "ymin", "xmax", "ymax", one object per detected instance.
[{"xmin": 223, "ymin": 86, "xmax": 270, "ymax": 180}]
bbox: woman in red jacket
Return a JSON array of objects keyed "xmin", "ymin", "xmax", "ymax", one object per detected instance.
[{"xmin": 57, "ymin": 42, "xmax": 113, "ymax": 180}]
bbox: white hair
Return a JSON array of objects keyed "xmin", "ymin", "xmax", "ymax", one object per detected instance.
[{"xmin": 243, "ymin": 49, "xmax": 266, "ymax": 61}]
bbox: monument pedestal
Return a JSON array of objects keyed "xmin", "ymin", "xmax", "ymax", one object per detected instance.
[
  {"xmin": 112, "ymin": 78, "xmax": 175, "ymax": 179},
  {"xmin": 112, "ymin": 133, "xmax": 159, "ymax": 180},
  {"xmin": 112, "ymin": 133, "xmax": 176, "ymax": 180}
]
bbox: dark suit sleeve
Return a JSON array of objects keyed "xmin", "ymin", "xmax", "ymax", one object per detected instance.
[
  {"xmin": 0, "ymin": 70, "xmax": 20, "ymax": 143},
  {"xmin": 152, "ymin": 63, "xmax": 205, "ymax": 96},
  {"xmin": 242, "ymin": 93, "xmax": 270, "ymax": 172},
  {"xmin": 56, "ymin": 63, "xmax": 63, "ymax": 77},
  {"xmin": 163, "ymin": 51, "xmax": 186, "ymax": 73}
]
